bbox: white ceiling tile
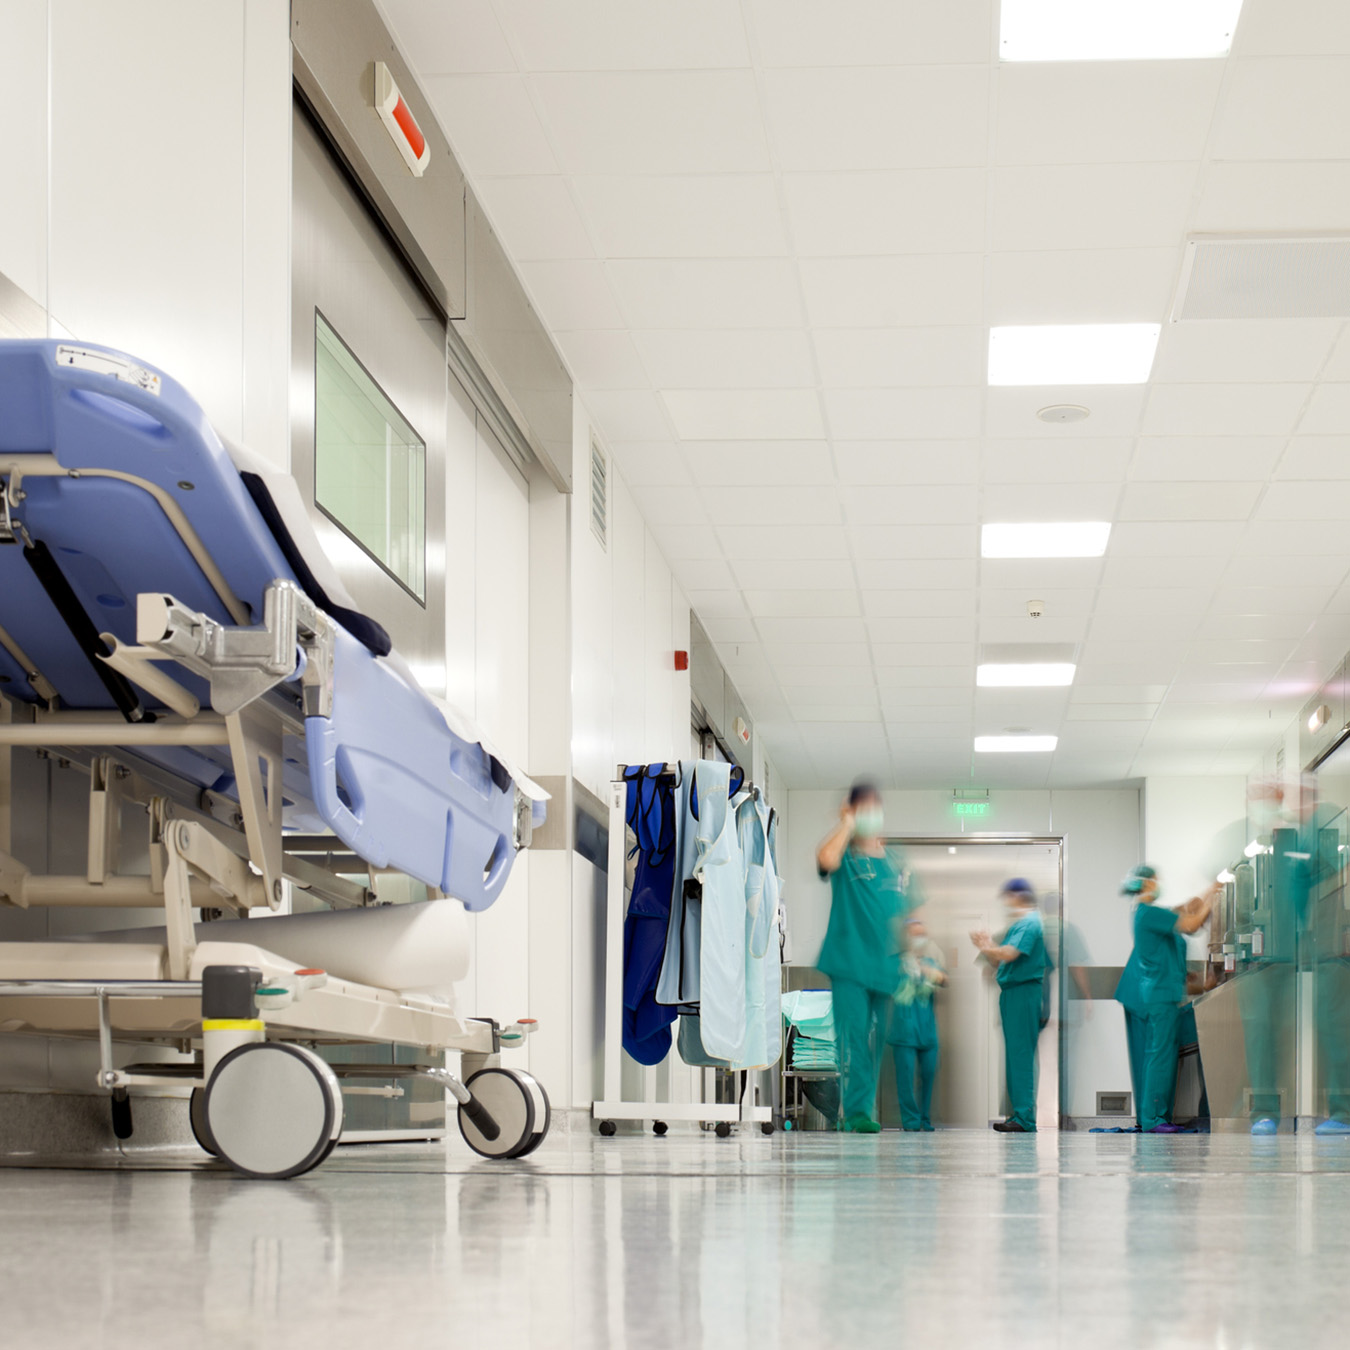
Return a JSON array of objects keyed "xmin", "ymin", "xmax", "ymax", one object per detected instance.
[
  {"xmin": 990, "ymin": 163, "xmax": 1198, "ymax": 252},
  {"xmin": 686, "ymin": 442, "xmax": 834, "ymax": 486},
  {"xmin": 557, "ymin": 330, "xmax": 649, "ymax": 387},
  {"xmin": 1128, "ymin": 437, "xmax": 1286, "ymax": 481},
  {"xmin": 627, "ymin": 484, "xmax": 708, "ymax": 526},
  {"xmin": 585, "ymin": 389, "xmax": 674, "ymax": 440},
  {"xmin": 873, "ymin": 642, "xmax": 978, "ymax": 666},
  {"xmin": 1255, "ymin": 481, "xmax": 1350, "ymax": 520},
  {"xmin": 1185, "ymin": 638, "xmax": 1300, "ymax": 664},
  {"xmin": 686, "ymin": 589, "xmax": 749, "ymax": 619},
  {"xmin": 786, "ymin": 704, "xmax": 882, "ymax": 723},
  {"xmin": 1153, "ymin": 320, "xmax": 1341, "ymax": 384},
  {"xmin": 1095, "ymin": 587, "xmax": 1214, "ymax": 616},
  {"xmin": 982, "ymin": 441, "xmax": 1131, "ymax": 483},
  {"xmin": 779, "ymin": 667, "xmax": 878, "ymax": 693},
  {"xmin": 532, "ymin": 72, "xmax": 770, "ymax": 174},
  {"xmin": 1072, "ymin": 684, "xmax": 1170, "ymax": 703},
  {"xmin": 767, "ymin": 643, "xmax": 872, "ymax": 668},
  {"xmin": 744, "ymin": 589, "xmax": 859, "ymax": 618},
  {"xmin": 518, "ymin": 260, "xmax": 626, "ymax": 329},
  {"xmin": 978, "ymin": 615, "xmax": 1088, "ymax": 643},
  {"xmin": 747, "ymin": 0, "xmax": 993, "ymax": 66},
  {"xmin": 382, "ymin": 0, "xmax": 515, "ymax": 73},
  {"xmin": 839, "ymin": 485, "xmax": 978, "ymax": 525},
  {"xmin": 1193, "ymin": 162, "xmax": 1350, "ymax": 233},
  {"xmin": 1194, "ymin": 613, "xmax": 1314, "ymax": 641},
  {"xmin": 876, "ymin": 665, "xmax": 975, "ymax": 688},
  {"xmin": 1298, "ymin": 385, "xmax": 1350, "ymax": 436},
  {"xmin": 858, "ymin": 559, "xmax": 980, "ymax": 590},
  {"xmin": 646, "ymin": 521, "xmax": 720, "ymax": 560},
  {"xmin": 717, "ymin": 525, "xmax": 849, "ymax": 560},
  {"xmin": 850, "ymin": 524, "xmax": 978, "ymax": 559},
  {"xmin": 1211, "ymin": 584, "xmax": 1333, "ymax": 614},
  {"xmin": 825, "ymin": 388, "xmax": 983, "ymax": 440},
  {"xmin": 979, "ymin": 587, "xmax": 1095, "ymax": 617},
  {"xmin": 704, "ymin": 485, "xmax": 841, "ymax": 527},
  {"xmin": 634, "ymin": 330, "xmax": 814, "ymax": 388},
  {"xmin": 699, "ymin": 616, "xmax": 760, "ymax": 643},
  {"xmin": 834, "ymin": 443, "xmax": 979, "ymax": 485},
  {"xmin": 867, "ymin": 615, "xmax": 978, "ymax": 643},
  {"xmin": 984, "ymin": 387, "xmax": 1147, "ymax": 438},
  {"xmin": 762, "ymin": 67, "xmax": 988, "ymax": 169},
  {"xmin": 572, "ymin": 175, "xmax": 787, "ymax": 257},
  {"xmin": 1235, "ymin": 0, "xmax": 1350, "ymax": 55},
  {"xmin": 1119, "ymin": 480, "xmax": 1261, "ymax": 521},
  {"xmin": 1324, "ymin": 330, "xmax": 1350, "ymax": 381},
  {"xmin": 1224, "ymin": 554, "xmax": 1350, "ymax": 586},
  {"xmin": 783, "ymin": 170, "xmax": 986, "ymax": 255},
  {"xmin": 1277, "ymin": 438, "xmax": 1350, "ymax": 479},
  {"xmin": 864, "ymin": 590, "xmax": 978, "ymax": 617},
  {"xmin": 423, "ymin": 75, "xmax": 558, "ymax": 175},
  {"xmin": 756, "ymin": 616, "xmax": 866, "ymax": 645},
  {"xmin": 879, "ymin": 687, "xmax": 973, "ymax": 707},
  {"xmin": 1108, "ymin": 522, "xmax": 1247, "ymax": 556},
  {"xmin": 1102, "ymin": 555, "xmax": 1227, "ymax": 588},
  {"xmin": 1241, "ymin": 520, "xmax": 1350, "ymax": 555},
  {"xmin": 1091, "ymin": 615, "xmax": 1200, "ymax": 643},
  {"xmin": 1142, "ymin": 384, "xmax": 1311, "ymax": 437},
  {"xmin": 980, "ymin": 482, "xmax": 1120, "ymax": 520},
  {"xmin": 662, "ymin": 389, "xmax": 824, "ymax": 441},
  {"xmin": 608, "ymin": 259, "xmax": 802, "ymax": 329},
  {"xmin": 733, "ymin": 558, "xmax": 855, "ymax": 590},
  {"xmin": 672, "ymin": 557, "xmax": 737, "ymax": 591},
  {"xmin": 474, "ymin": 177, "xmax": 594, "ymax": 259},
  {"xmin": 500, "ymin": 0, "xmax": 751, "ymax": 70},
  {"xmin": 995, "ymin": 63, "xmax": 1222, "ymax": 164},
  {"xmin": 814, "ymin": 328, "xmax": 984, "ymax": 389},
  {"xmin": 609, "ymin": 441, "xmax": 690, "ymax": 486},
  {"xmin": 800, "ymin": 256, "xmax": 985, "ymax": 327},
  {"xmin": 1212, "ymin": 58, "xmax": 1350, "ymax": 161},
  {"xmin": 980, "ymin": 559, "xmax": 1105, "ymax": 589},
  {"xmin": 987, "ymin": 248, "xmax": 1179, "ymax": 325}
]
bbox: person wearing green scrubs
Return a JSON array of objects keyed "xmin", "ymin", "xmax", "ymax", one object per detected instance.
[
  {"xmin": 888, "ymin": 914, "xmax": 946, "ymax": 1130},
  {"xmin": 971, "ymin": 879, "xmax": 1048, "ymax": 1133},
  {"xmin": 816, "ymin": 782, "xmax": 910, "ymax": 1133},
  {"xmin": 1115, "ymin": 865, "xmax": 1218, "ymax": 1134}
]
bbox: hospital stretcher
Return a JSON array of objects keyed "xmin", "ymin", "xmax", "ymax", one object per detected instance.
[{"xmin": 0, "ymin": 339, "xmax": 550, "ymax": 1177}]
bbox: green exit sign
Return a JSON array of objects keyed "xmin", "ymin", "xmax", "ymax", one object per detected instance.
[{"xmin": 953, "ymin": 801, "xmax": 989, "ymax": 817}]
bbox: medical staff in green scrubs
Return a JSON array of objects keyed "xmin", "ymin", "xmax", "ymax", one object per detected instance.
[
  {"xmin": 971, "ymin": 879, "xmax": 1048, "ymax": 1133},
  {"xmin": 816, "ymin": 783, "xmax": 910, "ymax": 1133},
  {"xmin": 1115, "ymin": 865, "xmax": 1218, "ymax": 1133},
  {"xmin": 888, "ymin": 914, "xmax": 946, "ymax": 1130}
]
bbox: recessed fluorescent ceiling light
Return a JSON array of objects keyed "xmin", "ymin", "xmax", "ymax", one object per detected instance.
[
  {"xmin": 988, "ymin": 324, "xmax": 1160, "ymax": 386},
  {"xmin": 975, "ymin": 735, "xmax": 1058, "ymax": 753},
  {"xmin": 977, "ymin": 663, "xmax": 1076, "ymax": 687},
  {"xmin": 981, "ymin": 522, "xmax": 1110, "ymax": 558},
  {"xmin": 1000, "ymin": 0, "xmax": 1243, "ymax": 61}
]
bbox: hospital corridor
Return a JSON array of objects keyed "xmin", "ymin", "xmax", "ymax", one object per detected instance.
[{"xmin": 5, "ymin": 1, "xmax": 1350, "ymax": 1346}]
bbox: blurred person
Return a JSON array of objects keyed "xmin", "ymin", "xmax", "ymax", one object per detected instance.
[
  {"xmin": 1115, "ymin": 865, "xmax": 1218, "ymax": 1134},
  {"xmin": 971, "ymin": 879, "xmax": 1048, "ymax": 1133},
  {"xmin": 887, "ymin": 914, "xmax": 946, "ymax": 1131},
  {"xmin": 816, "ymin": 782, "xmax": 912, "ymax": 1133},
  {"xmin": 1042, "ymin": 890, "xmax": 1094, "ymax": 1129}
]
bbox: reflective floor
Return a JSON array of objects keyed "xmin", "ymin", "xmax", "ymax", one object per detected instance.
[{"xmin": 4, "ymin": 1127, "xmax": 1348, "ymax": 1348}]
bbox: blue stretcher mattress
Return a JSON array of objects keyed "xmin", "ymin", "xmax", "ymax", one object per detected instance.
[{"xmin": 0, "ymin": 339, "xmax": 543, "ymax": 911}]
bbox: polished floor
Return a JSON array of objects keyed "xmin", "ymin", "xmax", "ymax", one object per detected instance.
[{"xmin": 3, "ymin": 1126, "xmax": 1347, "ymax": 1349}]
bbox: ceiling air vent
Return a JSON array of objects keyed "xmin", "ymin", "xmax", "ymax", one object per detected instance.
[
  {"xmin": 1173, "ymin": 235, "xmax": 1350, "ymax": 320},
  {"xmin": 589, "ymin": 434, "xmax": 608, "ymax": 550}
]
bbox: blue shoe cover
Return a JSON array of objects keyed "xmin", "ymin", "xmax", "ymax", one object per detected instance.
[
  {"xmin": 1315, "ymin": 1118, "xmax": 1350, "ymax": 1136},
  {"xmin": 1250, "ymin": 1118, "xmax": 1278, "ymax": 1136}
]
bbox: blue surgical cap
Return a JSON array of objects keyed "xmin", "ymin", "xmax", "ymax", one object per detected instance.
[
  {"xmin": 1121, "ymin": 864, "xmax": 1158, "ymax": 896},
  {"xmin": 1002, "ymin": 877, "xmax": 1035, "ymax": 897}
]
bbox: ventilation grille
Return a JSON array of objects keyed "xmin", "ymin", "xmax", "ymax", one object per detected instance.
[
  {"xmin": 589, "ymin": 435, "xmax": 607, "ymax": 549},
  {"xmin": 1097, "ymin": 1091, "xmax": 1131, "ymax": 1117},
  {"xmin": 1174, "ymin": 235, "xmax": 1350, "ymax": 320}
]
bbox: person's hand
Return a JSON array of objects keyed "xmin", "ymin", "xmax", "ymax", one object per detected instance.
[
  {"xmin": 838, "ymin": 802, "xmax": 856, "ymax": 834},
  {"xmin": 969, "ymin": 927, "xmax": 990, "ymax": 950}
]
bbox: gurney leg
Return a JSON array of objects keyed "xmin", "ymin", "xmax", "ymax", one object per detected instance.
[
  {"xmin": 225, "ymin": 711, "xmax": 285, "ymax": 911},
  {"xmin": 161, "ymin": 823, "xmax": 196, "ymax": 982}
]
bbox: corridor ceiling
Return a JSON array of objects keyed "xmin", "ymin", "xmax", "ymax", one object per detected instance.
[{"xmin": 380, "ymin": 0, "xmax": 1350, "ymax": 788}]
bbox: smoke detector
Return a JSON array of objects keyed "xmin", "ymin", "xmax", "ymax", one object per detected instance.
[{"xmin": 1036, "ymin": 404, "xmax": 1090, "ymax": 424}]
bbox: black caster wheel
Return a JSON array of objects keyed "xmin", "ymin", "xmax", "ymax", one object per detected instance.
[
  {"xmin": 652, "ymin": 1120, "xmax": 668, "ymax": 1136},
  {"xmin": 459, "ymin": 1068, "xmax": 549, "ymax": 1160},
  {"xmin": 714, "ymin": 1121, "xmax": 732, "ymax": 1139},
  {"xmin": 189, "ymin": 1087, "xmax": 218, "ymax": 1156},
  {"xmin": 110, "ymin": 1088, "xmax": 133, "ymax": 1141},
  {"xmin": 598, "ymin": 1119, "xmax": 617, "ymax": 1137},
  {"xmin": 761, "ymin": 1121, "xmax": 775, "ymax": 1135}
]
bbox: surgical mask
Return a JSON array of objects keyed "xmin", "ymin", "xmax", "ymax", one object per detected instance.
[{"xmin": 853, "ymin": 807, "xmax": 884, "ymax": 838}]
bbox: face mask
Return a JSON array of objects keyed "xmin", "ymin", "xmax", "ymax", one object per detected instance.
[{"xmin": 853, "ymin": 807, "xmax": 884, "ymax": 838}]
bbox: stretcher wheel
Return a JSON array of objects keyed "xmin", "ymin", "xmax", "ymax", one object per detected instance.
[
  {"xmin": 652, "ymin": 1120, "xmax": 668, "ymax": 1136},
  {"xmin": 598, "ymin": 1119, "xmax": 617, "ymax": 1137},
  {"xmin": 203, "ymin": 1043, "xmax": 343, "ymax": 1180},
  {"xmin": 459, "ymin": 1068, "xmax": 550, "ymax": 1159},
  {"xmin": 714, "ymin": 1121, "xmax": 732, "ymax": 1138},
  {"xmin": 189, "ymin": 1087, "xmax": 218, "ymax": 1156},
  {"xmin": 761, "ymin": 1121, "xmax": 775, "ymax": 1136}
]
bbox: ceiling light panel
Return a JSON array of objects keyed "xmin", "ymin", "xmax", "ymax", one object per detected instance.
[
  {"xmin": 977, "ymin": 663, "xmax": 1077, "ymax": 687},
  {"xmin": 988, "ymin": 324, "xmax": 1160, "ymax": 385},
  {"xmin": 974, "ymin": 735, "xmax": 1059, "ymax": 752},
  {"xmin": 981, "ymin": 522, "xmax": 1111, "ymax": 558},
  {"xmin": 1000, "ymin": 0, "xmax": 1243, "ymax": 62}
]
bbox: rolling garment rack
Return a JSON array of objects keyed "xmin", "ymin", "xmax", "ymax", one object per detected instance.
[{"xmin": 592, "ymin": 761, "xmax": 778, "ymax": 1137}]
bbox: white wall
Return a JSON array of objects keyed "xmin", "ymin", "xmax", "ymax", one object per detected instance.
[{"xmin": 784, "ymin": 787, "xmax": 1141, "ymax": 1118}]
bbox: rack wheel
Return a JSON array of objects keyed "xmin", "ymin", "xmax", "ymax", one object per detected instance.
[
  {"xmin": 204, "ymin": 1042, "xmax": 343, "ymax": 1180},
  {"xmin": 459, "ymin": 1067, "xmax": 550, "ymax": 1159},
  {"xmin": 110, "ymin": 1088, "xmax": 133, "ymax": 1141},
  {"xmin": 653, "ymin": 1120, "xmax": 668, "ymax": 1136},
  {"xmin": 598, "ymin": 1119, "xmax": 617, "ymax": 1137},
  {"xmin": 783, "ymin": 1119, "xmax": 794, "ymax": 1132},
  {"xmin": 714, "ymin": 1121, "xmax": 732, "ymax": 1139},
  {"xmin": 761, "ymin": 1121, "xmax": 775, "ymax": 1136},
  {"xmin": 189, "ymin": 1087, "xmax": 218, "ymax": 1156}
]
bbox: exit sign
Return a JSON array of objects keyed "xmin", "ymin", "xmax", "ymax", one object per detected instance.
[{"xmin": 953, "ymin": 801, "xmax": 989, "ymax": 817}]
